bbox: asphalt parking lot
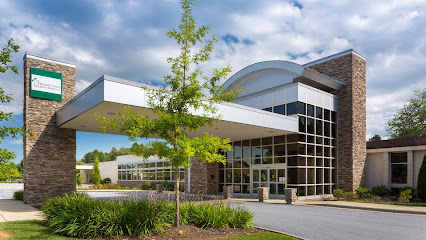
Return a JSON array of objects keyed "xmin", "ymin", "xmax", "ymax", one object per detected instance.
[{"xmin": 0, "ymin": 183, "xmax": 23, "ymax": 199}]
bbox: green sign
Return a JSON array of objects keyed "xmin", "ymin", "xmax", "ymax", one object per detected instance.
[{"xmin": 30, "ymin": 68, "xmax": 62, "ymax": 101}]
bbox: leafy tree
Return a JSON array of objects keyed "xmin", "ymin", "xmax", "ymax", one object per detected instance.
[
  {"xmin": 368, "ymin": 134, "xmax": 382, "ymax": 142},
  {"xmin": 0, "ymin": 39, "xmax": 29, "ymax": 163},
  {"xmin": 76, "ymin": 170, "xmax": 83, "ymax": 186},
  {"xmin": 80, "ymin": 147, "xmax": 132, "ymax": 163},
  {"xmin": 0, "ymin": 161, "xmax": 21, "ymax": 180},
  {"xmin": 16, "ymin": 159, "xmax": 23, "ymax": 175},
  {"xmin": 96, "ymin": 0, "xmax": 241, "ymax": 226},
  {"xmin": 386, "ymin": 89, "xmax": 426, "ymax": 139},
  {"xmin": 92, "ymin": 156, "xmax": 101, "ymax": 185},
  {"xmin": 417, "ymin": 154, "xmax": 426, "ymax": 201}
]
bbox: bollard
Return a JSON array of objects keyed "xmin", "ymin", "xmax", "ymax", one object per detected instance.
[
  {"xmin": 156, "ymin": 184, "xmax": 163, "ymax": 193},
  {"xmin": 257, "ymin": 187, "xmax": 269, "ymax": 202},
  {"xmin": 285, "ymin": 188, "xmax": 297, "ymax": 204},
  {"xmin": 223, "ymin": 185, "xmax": 233, "ymax": 199}
]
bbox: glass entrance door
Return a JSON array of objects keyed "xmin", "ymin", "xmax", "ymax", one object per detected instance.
[{"xmin": 252, "ymin": 167, "xmax": 286, "ymax": 195}]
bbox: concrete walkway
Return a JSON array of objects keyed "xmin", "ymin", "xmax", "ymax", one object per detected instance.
[
  {"xmin": 0, "ymin": 200, "xmax": 43, "ymax": 222},
  {"xmin": 229, "ymin": 198, "xmax": 426, "ymax": 215}
]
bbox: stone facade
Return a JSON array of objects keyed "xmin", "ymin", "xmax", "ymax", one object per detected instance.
[
  {"xmin": 184, "ymin": 157, "xmax": 219, "ymax": 195},
  {"xmin": 308, "ymin": 53, "xmax": 367, "ymax": 192},
  {"xmin": 223, "ymin": 185, "xmax": 233, "ymax": 199},
  {"xmin": 257, "ymin": 187, "xmax": 269, "ymax": 202},
  {"xmin": 23, "ymin": 56, "xmax": 76, "ymax": 205},
  {"xmin": 285, "ymin": 188, "xmax": 298, "ymax": 204}
]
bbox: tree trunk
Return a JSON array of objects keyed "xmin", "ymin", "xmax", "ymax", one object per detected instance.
[{"xmin": 174, "ymin": 169, "xmax": 180, "ymax": 227}]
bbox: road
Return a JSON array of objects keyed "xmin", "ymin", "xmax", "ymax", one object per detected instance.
[
  {"xmin": 240, "ymin": 201, "xmax": 426, "ymax": 240},
  {"xmin": 0, "ymin": 183, "xmax": 23, "ymax": 199}
]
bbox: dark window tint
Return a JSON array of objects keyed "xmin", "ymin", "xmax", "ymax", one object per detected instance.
[
  {"xmin": 274, "ymin": 145, "xmax": 285, "ymax": 156},
  {"xmin": 307, "ymin": 104, "xmax": 315, "ymax": 117},
  {"xmin": 316, "ymin": 120, "xmax": 323, "ymax": 135},
  {"xmin": 316, "ymin": 107, "xmax": 323, "ymax": 119},
  {"xmin": 324, "ymin": 122, "xmax": 330, "ymax": 137},
  {"xmin": 287, "ymin": 144, "xmax": 298, "ymax": 155},
  {"xmin": 262, "ymin": 137, "xmax": 273, "ymax": 145},
  {"xmin": 391, "ymin": 165, "xmax": 407, "ymax": 183},
  {"xmin": 287, "ymin": 168, "xmax": 298, "ymax": 184},
  {"xmin": 307, "ymin": 118, "xmax": 315, "ymax": 134},
  {"xmin": 263, "ymin": 107, "xmax": 272, "ymax": 112},
  {"xmin": 324, "ymin": 109, "xmax": 330, "ymax": 121},
  {"xmin": 273, "ymin": 104, "xmax": 285, "ymax": 115},
  {"xmin": 331, "ymin": 111, "xmax": 337, "ymax": 122},
  {"xmin": 274, "ymin": 135, "xmax": 286, "ymax": 144},
  {"xmin": 299, "ymin": 116, "xmax": 306, "ymax": 133},
  {"xmin": 391, "ymin": 152, "xmax": 407, "ymax": 163},
  {"xmin": 287, "ymin": 134, "xmax": 298, "ymax": 143},
  {"xmin": 287, "ymin": 102, "xmax": 298, "ymax": 115},
  {"xmin": 297, "ymin": 102, "xmax": 306, "ymax": 115},
  {"xmin": 251, "ymin": 138, "xmax": 261, "ymax": 146}
]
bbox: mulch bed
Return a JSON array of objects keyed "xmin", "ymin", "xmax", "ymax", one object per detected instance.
[{"xmin": 111, "ymin": 226, "xmax": 263, "ymax": 240}]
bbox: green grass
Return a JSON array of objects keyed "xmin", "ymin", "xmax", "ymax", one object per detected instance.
[
  {"xmin": 0, "ymin": 220, "xmax": 80, "ymax": 240},
  {"xmin": 224, "ymin": 232, "xmax": 298, "ymax": 240},
  {"xmin": 356, "ymin": 201, "xmax": 426, "ymax": 207}
]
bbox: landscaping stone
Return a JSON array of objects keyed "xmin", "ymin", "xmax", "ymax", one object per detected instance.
[
  {"xmin": 257, "ymin": 187, "xmax": 269, "ymax": 202},
  {"xmin": 223, "ymin": 185, "xmax": 233, "ymax": 199},
  {"xmin": 156, "ymin": 184, "xmax": 163, "ymax": 193},
  {"xmin": 285, "ymin": 188, "xmax": 297, "ymax": 204}
]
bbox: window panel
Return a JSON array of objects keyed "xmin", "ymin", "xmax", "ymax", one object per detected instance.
[
  {"xmin": 299, "ymin": 116, "xmax": 306, "ymax": 133},
  {"xmin": 316, "ymin": 120, "xmax": 323, "ymax": 135},
  {"xmin": 307, "ymin": 104, "xmax": 315, "ymax": 117},
  {"xmin": 273, "ymin": 104, "xmax": 286, "ymax": 115},
  {"xmin": 307, "ymin": 118, "xmax": 315, "ymax": 134},
  {"xmin": 274, "ymin": 145, "xmax": 286, "ymax": 156}
]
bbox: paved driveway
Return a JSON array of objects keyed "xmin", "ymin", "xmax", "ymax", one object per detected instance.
[
  {"xmin": 0, "ymin": 183, "xmax": 23, "ymax": 199},
  {"xmin": 241, "ymin": 202, "xmax": 426, "ymax": 240}
]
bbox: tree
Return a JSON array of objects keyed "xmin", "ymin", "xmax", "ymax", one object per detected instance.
[
  {"xmin": 96, "ymin": 0, "xmax": 241, "ymax": 226},
  {"xmin": 386, "ymin": 89, "xmax": 426, "ymax": 139},
  {"xmin": 16, "ymin": 160, "xmax": 23, "ymax": 175},
  {"xmin": 368, "ymin": 134, "xmax": 382, "ymax": 142},
  {"xmin": 0, "ymin": 161, "xmax": 21, "ymax": 180},
  {"xmin": 92, "ymin": 156, "xmax": 101, "ymax": 185},
  {"xmin": 0, "ymin": 39, "xmax": 29, "ymax": 163},
  {"xmin": 417, "ymin": 154, "xmax": 426, "ymax": 201},
  {"xmin": 76, "ymin": 170, "xmax": 83, "ymax": 187}
]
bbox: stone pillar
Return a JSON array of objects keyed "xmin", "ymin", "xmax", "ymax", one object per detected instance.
[
  {"xmin": 223, "ymin": 185, "xmax": 233, "ymax": 199},
  {"xmin": 285, "ymin": 188, "xmax": 297, "ymax": 204},
  {"xmin": 257, "ymin": 187, "xmax": 269, "ymax": 202},
  {"xmin": 307, "ymin": 51, "xmax": 366, "ymax": 192},
  {"xmin": 184, "ymin": 157, "xmax": 218, "ymax": 195},
  {"xmin": 156, "ymin": 184, "xmax": 163, "ymax": 193},
  {"xmin": 23, "ymin": 53, "xmax": 76, "ymax": 205}
]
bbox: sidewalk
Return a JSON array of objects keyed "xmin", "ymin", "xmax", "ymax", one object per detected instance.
[
  {"xmin": 229, "ymin": 197, "xmax": 426, "ymax": 215},
  {"xmin": 0, "ymin": 200, "xmax": 43, "ymax": 222}
]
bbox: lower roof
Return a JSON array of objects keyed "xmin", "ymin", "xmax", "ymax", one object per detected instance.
[{"xmin": 367, "ymin": 136, "xmax": 426, "ymax": 149}]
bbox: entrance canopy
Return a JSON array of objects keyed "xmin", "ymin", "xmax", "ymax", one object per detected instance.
[{"xmin": 56, "ymin": 75, "xmax": 298, "ymax": 141}]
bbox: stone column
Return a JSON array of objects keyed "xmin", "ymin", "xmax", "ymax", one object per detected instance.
[
  {"xmin": 23, "ymin": 53, "xmax": 76, "ymax": 205},
  {"xmin": 308, "ymin": 51, "xmax": 367, "ymax": 192},
  {"xmin": 257, "ymin": 187, "xmax": 269, "ymax": 202},
  {"xmin": 156, "ymin": 184, "xmax": 163, "ymax": 193},
  {"xmin": 285, "ymin": 188, "xmax": 297, "ymax": 204},
  {"xmin": 223, "ymin": 185, "xmax": 233, "ymax": 199}
]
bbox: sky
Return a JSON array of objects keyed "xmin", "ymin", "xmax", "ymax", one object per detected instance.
[{"xmin": 1, "ymin": 0, "xmax": 426, "ymax": 163}]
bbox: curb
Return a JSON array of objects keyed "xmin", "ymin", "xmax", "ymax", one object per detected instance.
[
  {"xmin": 304, "ymin": 203, "xmax": 426, "ymax": 216},
  {"xmin": 255, "ymin": 226, "xmax": 308, "ymax": 240}
]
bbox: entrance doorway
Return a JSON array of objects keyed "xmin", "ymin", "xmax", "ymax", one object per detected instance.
[{"xmin": 252, "ymin": 165, "xmax": 286, "ymax": 197}]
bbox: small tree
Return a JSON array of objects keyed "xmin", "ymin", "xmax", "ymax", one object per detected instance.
[
  {"xmin": 96, "ymin": 0, "xmax": 241, "ymax": 226},
  {"xmin": 386, "ymin": 89, "xmax": 426, "ymax": 139},
  {"xmin": 92, "ymin": 156, "xmax": 101, "ymax": 185},
  {"xmin": 76, "ymin": 170, "xmax": 83, "ymax": 187},
  {"xmin": 417, "ymin": 154, "xmax": 426, "ymax": 201},
  {"xmin": 368, "ymin": 134, "xmax": 381, "ymax": 142}
]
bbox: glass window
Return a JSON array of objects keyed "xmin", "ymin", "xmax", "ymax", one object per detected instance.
[
  {"xmin": 324, "ymin": 122, "xmax": 330, "ymax": 137},
  {"xmin": 287, "ymin": 134, "xmax": 298, "ymax": 143},
  {"xmin": 297, "ymin": 102, "xmax": 306, "ymax": 115},
  {"xmin": 234, "ymin": 169, "xmax": 241, "ymax": 183},
  {"xmin": 234, "ymin": 146, "xmax": 242, "ymax": 159},
  {"xmin": 332, "ymin": 123, "xmax": 337, "ymax": 138},
  {"xmin": 253, "ymin": 170, "xmax": 259, "ymax": 182},
  {"xmin": 316, "ymin": 120, "xmax": 322, "ymax": 135},
  {"xmin": 307, "ymin": 118, "xmax": 315, "ymax": 134},
  {"xmin": 251, "ymin": 138, "xmax": 261, "ymax": 146},
  {"xmin": 262, "ymin": 137, "xmax": 273, "ymax": 145},
  {"xmin": 278, "ymin": 170, "xmax": 285, "ymax": 182},
  {"xmin": 242, "ymin": 169, "xmax": 250, "ymax": 183},
  {"xmin": 324, "ymin": 109, "xmax": 330, "ymax": 121},
  {"xmin": 287, "ymin": 102, "xmax": 298, "ymax": 115},
  {"xmin": 307, "ymin": 135, "xmax": 315, "ymax": 143},
  {"xmin": 331, "ymin": 111, "xmax": 337, "ymax": 122},
  {"xmin": 316, "ymin": 107, "xmax": 323, "ymax": 119},
  {"xmin": 307, "ymin": 145, "xmax": 315, "ymax": 156},
  {"xmin": 274, "ymin": 145, "xmax": 285, "ymax": 156},
  {"xmin": 298, "ymin": 134, "xmax": 306, "ymax": 142},
  {"xmin": 275, "ymin": 157, "xmax": 286, "ymax": 164},
  {"xmin": 288, "ymin": 157, "xmax": 298, "ymax": 166},
  {"xmin": 273, "ymin": 104, "xmax": 285, "ymax": 115},
  {"xmin": 242, "ymin": 140, "xmax": 250, "ymax": 147},
  {"xmin": 263, "ymin": 107, "xmax": 272, "ymax": 112},
  {"xmin": 324, "ymin": 169, "xmax": 331, "ymax": 183},
  {"xmin": 298, "ymin": 144, "xmax": 306, "ymax": 155},
  {"xmin": 242, "ymin": 158, "xmax": 250, "ymax": 168},
  {"xmin": 250, "ymin": 146, "xmax": 260, "ymax": 158},
  {"xmin": 274, "ymin": 135, "xmax": 286, "ymax": 144},
  {"xmin": 316, "ymin": 168, "xmax": 323, "ymax": 184},
  {"xmin": 307, "ymin": 104, "xmax": 315, "ymax": 117},
  {"xmin": 391, "ymin": 152, "xmax": 408, "ymax": 184},
  {"xmin": 287, "ymin": 168, "xmax": 298, "ymax": 184},
  {"xmin": 316, "ymin": 146, "xmax": 323, "ymax": 156},
  {"xmin": 287, "ymin": 144, "xmax": 297, "ymax": 155},
  {"xmin": 298, "ymin": 168, "xmax": 306, "ymax": 184},
  {"xmin": 299, "ymin": 116, "xmax": 306, "ymax": 133}
]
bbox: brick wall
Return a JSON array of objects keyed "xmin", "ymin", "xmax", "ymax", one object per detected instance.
[
  {"xmin": 23, "ymin": 56, "xmax": 76, "ymax": 205},
  {"xmin": 308, "ymin": 53, "xmax": 367, "ymax": 192},
  {"xmin": 185, "ymin": 157, "xmax": 219, "ymax": 195},
  {"xmin": 365, "ymin": 152, "xmax": 387, "ymax": 188}
]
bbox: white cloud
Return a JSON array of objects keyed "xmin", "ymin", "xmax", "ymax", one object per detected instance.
[{"xmin": 9, "ymin": 139, "xmax": 23, "ymax": 145}]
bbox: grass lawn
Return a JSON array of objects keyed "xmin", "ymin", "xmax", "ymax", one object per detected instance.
[
  {"xmin": 224, "ymin": 232, "xmax": 298, "ymax": 239},
  {"xmin": 0, "ymin": 220, "xmax": 297, "ymax": 240},
  {"xmin": 356, "ymin": 201, "xmax": 426, "ymax": 207}
]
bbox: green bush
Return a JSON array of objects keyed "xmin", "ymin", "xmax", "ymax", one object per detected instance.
[
  {"xmin": 100, "ymin": 177, "xmax": 111, "ymax": 184},
  {"xmin": 140, "ymin": 181, "xmax": 154, "ymax": 190},
  {"xmin": 13, "ymin": 190, "xmax": 24, "ymax": 201},
  {"xmin": 41, "ymin": 193, "xmax": 253, "ymax": 238},
  {"xmin": 355, "ymin": 187, "xmax": 371, "ymax": 199},
  {"xmin": 400, "ymin": 186, "xmax": 416, "ymax": 198},
  {"xmin": 417, "ymin": 154, "xmax": 426, "ymax": 201},
  {"xmin": 398, "ymin": 189, "xmax": 412, "ymax": 203},
  {"xmin": 332, "ymin": 189, "xmax": 345, "ymax": 198},
  {"xmin": 371, "ymin": 185, "xmax": 391, "ymax": 197},
  {"xmin": 140, "ymin": 181, "xmax": 183, "ymax": 192},
  {"xmin": 344, "ymin": 192, "xmax": 357, "ymax": 201}
]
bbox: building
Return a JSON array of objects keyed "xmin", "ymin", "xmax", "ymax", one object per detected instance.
[
  {"xmin": 366, "ymin": 137, "xmax": 426, "ymax": 191},
  {"xmin": 23, "ymin": 49, "xmax": 366, "ymax": 204}
]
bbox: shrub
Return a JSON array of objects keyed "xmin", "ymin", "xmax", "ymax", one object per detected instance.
[
  {"xmin": 41, "ymin": 193, "xmax": 253, "ymax": 238},
  {"xmin": 92, "ymin": 156, "xmax": 101, "ymax": 185},
  {"xmin": 13, "ymin": 190, "xmax": 24, "ymax": 201},
  {"xmin": 140, "ymin": 181, "xmax": 154, "ymax": 190},
  {"xmin": 344, "ymin": 192, "xmax": 357, "ymax": 201},
  {"xmin": 76, "ymin": 171, "xmax": 83, "ymax": 187},
  {"xmin": 417, "ymin": 154, "xmax": 426, "ymax": 201},
  {"xmin": 400, "ymin": 186, "xmax": 416, "ymax": 198},
  {"xmin": 100, "ymin": 178, "xmax": 111, "ymax": 184},
  {"xmin": 398, "ymin": 189, "xmax": 412, "ymax": 203},
  {"xmin": 89, "ymin": 184, "xmax": 123, "ymax": 190},
  {"xmin": 140, "ymin": 181, "xmax": 184, "ymax": 192},
  {"xmin": 355, "ymin": 187, "xmax": 371, "ymax": 199},
  {"xmin": 371, "ymin": 185, "xmax": 391, "ymax": 197},
  {"xmin": 332, "ymin": 189, "xmax": 345, "ymax": 198}
]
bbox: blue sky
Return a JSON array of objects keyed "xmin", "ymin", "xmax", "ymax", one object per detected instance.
[{"xmin": 1, "ymin": 0, "xmax": 426, "ymax": 163}]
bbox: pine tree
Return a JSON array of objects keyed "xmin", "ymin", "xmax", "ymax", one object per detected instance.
[
  {"xmin": 417, "ymin": 154, "xmax": 426, "ymax": 201},
  {"xmin": 92, "ymin": 156, "xmax": 101, "ymax": 185}
]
